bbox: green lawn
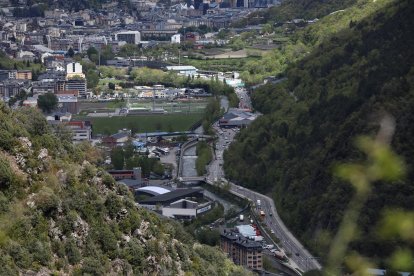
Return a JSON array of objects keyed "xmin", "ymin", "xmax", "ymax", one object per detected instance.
[
  {"xmin": 175, "ymin": 56, "xmax": 262, "ymax": 72},
  {"xmin": 129, "ymin": 101, "xmax": 207, "ymax": 113},
  {"xmin": 78, "ymin": 114, "xmax": 203, "ymax": 135}
]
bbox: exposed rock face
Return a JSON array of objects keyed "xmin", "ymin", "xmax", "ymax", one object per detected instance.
[
  {"xmin": 71, "ymin": 215, "xmax": 90, "ymax": 247},
  {"xmin": 109, "ymin": 259, "xmax": 133, "ymax": 276},
  {"xmin": 18, "ymin": 137, "xmax": 32, "ymax": 153},
  {"xmin": 21, "ymin": 268, "xmax": 53, "ymax": 276},
  {"xmin": 37, "ymin": 148, "xmax": 48, "ymax": 161},
  {"xmin": 49, "ymin": 219, "xmax": 62, "ymax": 241}
]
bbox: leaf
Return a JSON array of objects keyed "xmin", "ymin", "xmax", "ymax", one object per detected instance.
[
  {"xmin": 378, "ymin": 210, "xmax": 414, "ymax": 242},
  {"xmin": 388, "ymin": 248, "xmax": 414, "ymax": 271}
]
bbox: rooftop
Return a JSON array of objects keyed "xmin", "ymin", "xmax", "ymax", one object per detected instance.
[
  {"xmin": 136, "ymin": 186, "xmax": 171, "ymax": 196},
  {"xmin": 139, "ymin": 188, "xmax": 203, "ymax": 205},
  {"xmin": 166, "ymin": 65, "xmax": 197, "ymax": 71}
]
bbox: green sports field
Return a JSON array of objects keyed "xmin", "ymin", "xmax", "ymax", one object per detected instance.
[
  {"xmin": 129, "ymin": 101, "xmax": 207, "ymax": 114},
  {"xmin": 78, "ymin": 114, "xmax": 203, "ymax": 135}
]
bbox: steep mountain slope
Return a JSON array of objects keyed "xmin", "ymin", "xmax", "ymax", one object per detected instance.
[
  {"xmin": 224, "ymin": 0, "xmax": 414, "ymax": 262},
  {"xmin": 233, "ymin": 0, "xmax": 357, "ymax": 27},
  {"xmin": 0, "ymin": 103, "xmax": 249, "ymax": 275},
  {"xmin": 239, "ymin": 0, "xmax": 394, "ymax": 84}
]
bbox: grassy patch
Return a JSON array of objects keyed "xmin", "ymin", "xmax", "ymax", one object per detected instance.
[
  {"xmin": 106, "ymin": 101, "xmax": 126, "ymax": 109},
  {"xmin": 76, "ymin": 114, "xmax": 203, "ymax": 135},
  {"xmin": 176, "ymin": 56, "xmax": 262, "ymax": 72},
  {"xmin": 129, "ymin": 101, "xmax": 208, "ymax": 113}
]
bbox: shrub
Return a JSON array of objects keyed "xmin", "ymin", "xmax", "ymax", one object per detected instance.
[
  {"xmin": 105, "ymin": 193, "xmax": 123, "ymax": 219},
  {"xmin": 34, "ymin": 187, "xmax": 59, "ymax": 217},
  {"xmin": 7, "ymin": 241, "xmax": 32, "ymax": 269},
  {"xmin": 81, "ymin": 257, "xmax": 105, "ymax": 275},
  {"xmin": 0, "ymin": 157, "xmax": 15, "ymax": 190},
  {"xmin": 65, "ymin": 238, "xmax": 81, "ymax": 265}
]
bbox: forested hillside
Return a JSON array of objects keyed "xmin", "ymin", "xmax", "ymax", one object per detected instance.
[
  {"xmin": 0, "ymin": 103, "xmax": 249, "ymax": 275},
  {"xmin": 233, "ymin": 0, "xmax": 356, "ymax": 27},
  {"xmin": 239, "ymin": 0, "xmax": 395, "ymax": 84},
  {"xmin": 224, "ymin": 0, "xmax": 414, "ymax": 263}
]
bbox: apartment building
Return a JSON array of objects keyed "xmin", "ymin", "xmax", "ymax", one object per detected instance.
[
  {"xmin": 220, "ymin": 229, "xmax": 263, "ymax": 271},
  {"xmin": 66, "ymin": 121, "xmax": 92, "ymax": 143}
]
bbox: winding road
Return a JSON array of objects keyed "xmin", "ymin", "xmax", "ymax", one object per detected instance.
[{"xmin": 206, "ymin": 88, "xmax": 322, "ymax": 272}]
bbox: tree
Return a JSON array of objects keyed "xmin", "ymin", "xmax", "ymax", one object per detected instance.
[
  {"xmin": 86, "ymin": 69, "xmax": 99, "ymax": 89},
  {"xmin": 67, "ymin": 47, "xmax": 75, "ymax": 58},
  {"xmin": 262, "ymin": 23, "xmax": 273, "ymax": 35},
  {"xmin": 100, "ymin": 45, "xmax": 115, "ymax": 64},
  {"xmin": 37, "ymin": 93, "xmax": 58, "ymax": 113},
  {"xmin": 87, "ymin": 47, "xmax": 99, "ymax": 64},
  {"xmin": 108, "ymin": 82, "xmax": 115, "ymax": 90},
  {"xmin": 110, "ymin": 147, "xmax": 124, "ymax": 170}
]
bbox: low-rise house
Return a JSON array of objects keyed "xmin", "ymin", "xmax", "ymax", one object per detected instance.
[
  {"xmin": 102, "ymin": 132, "xmax": 130, "ymax": 147},
  {"xmin": 56, "ymin": 94, "xmax": 79, "ymax": 114},
  {"xmin": 66, "ymin": 120, "xmax": 92, "ymax": 143}
]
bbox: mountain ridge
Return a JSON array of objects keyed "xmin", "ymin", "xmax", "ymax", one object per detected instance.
[{"xmin": 224, "ymin": 0, "xmax": 414, "ymax": 263}]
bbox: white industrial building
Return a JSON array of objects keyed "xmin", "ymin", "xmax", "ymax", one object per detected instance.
[
  {"xmin": 171, "ymin": 34, "xmax": 181, "ymax": 44},
  {"xmin": 115, "ymin": 31, "xmax": 141, "ymax": 44},
  {"xmin": 166, "ymin": 65, "xmax": 197, "ymax": 76}
]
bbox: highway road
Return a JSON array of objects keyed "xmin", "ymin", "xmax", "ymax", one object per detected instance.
[
  {"xmin": 235, "ymin": 87, "xmax": 252, "ymax": 110},
  {"xmin": 206, "ymin": 88, "xmax": 322, "ymax": 272},
  {"xmin": 229, "ymin": 183, "xmax": 322, "ymax": 272}
]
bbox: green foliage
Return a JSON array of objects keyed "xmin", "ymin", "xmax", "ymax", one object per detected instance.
[
  {"xmin": 111, "ymin": 144, "xmax": 165, "ymax": 176},
  {"xmin": 37, "ymin": 93, "xmax": 58, "ymax": 113},
  {"xmin": 129, "ymin": 67, "xmax": 235, "ymax": 96},
  {"xmin": 202, "ymin": 97, "xmax": 222, "ymax": 134},
  {"xmin": 67, "ymin": 47, "xmax": 75, "ymax": 58},
  {"xmin": 33, "ymin": 186, "xmax": 59, "ymax": 216},
  {"xmin": 79, "ymin": 114, "xmax": 203, "ymax": 135},
  {"xmin": 234, "ymin": 0, "xmax": 357, "ymax": 27},
  {"xmin": 195, "ymin": 228, "xmax": 220, "ymax": 246},
  {"xmin": 0, "ymin": 157, "xmax": 15, "ymax": 191},
  {"xmin": 86, "ymin": 69, "xmax": 99, "ymax": 89},
  {"xmin": 80, "ymin": 257, "xmax": 106, "ymax": 275},
  {"xmin": 195, "ymin": 141, "xmax": 213, "ymax": 176},
  {"xmin": 110, "ymin": 146, "xmax": 125, "ymax": 170},
  {"xmin": 105, "ymin": 193, "xmax": 123, "ymax": 219},
  {"xmin": 108, "ymin": 82, "xmax": 116, "ymax": 90},
  {"xmin": 0, "ymin": 85, "xmax": 249, "ymax": 275},
  {"xmin": 87, "ymin": 47, "xmax": 99, "ymax": 64},
  {"xmin": 225, "ymin": 0, "xmax": 414, "ymax": 265},
  {"xmin": 65, "ymin": 238, "xmax": 81, "ymax": 265},
  {"xmin": 237, "ymin": 0, "xmax": 394, "ymax": 85}
]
